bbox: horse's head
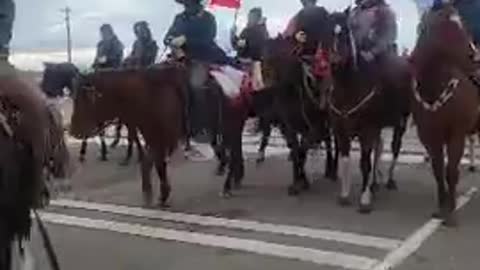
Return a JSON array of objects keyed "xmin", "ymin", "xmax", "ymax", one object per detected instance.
[
  {"xmin": 262, "ymin": 35, "xmax": 303, "ymax": 87},
  {"xmin": 411, "ymin": 5, "xmax": 475, "ymax": 73},
  {"xmin": 70, "ymin": 71, "xmax": 105, "ymax": 139},
  {"xmin": 41, "ymin": 62, "xmax": 79, "ymax": 98},
  {"xmin": 330, "ymin": 9, "xmax": 356, "ymax": 69}
]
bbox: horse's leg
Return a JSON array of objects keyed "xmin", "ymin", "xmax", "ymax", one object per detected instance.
[
  {"xmin": 256, "ymin": 117, "xmax": 271, "ymax": 165},
  {"xmin": 211, "ymin": 134, "xmax": 228, "ymax": 176},
  {"xmin": 140, "ymin": 147, "xmax": 154, "ymax": 207},
  {"xmin": 387, "ymin": 123, "xmax": 406, "ymax": 190},
  {"xmin": 233, "ymin": 123, "xmax": 246, "ymax": 189},
  {"xmin": 444, "ymin": 137, "xmax": 465, "ymax": 227},
  {"xmin": 371, "ymin": 133, "xmax": 384, "ymax": 193},
  {"xmin": 429, "ymin": 145, "xmax": 447, "ymax": 219},
  {"xmin": 282, "ymin": 126, "xmax": 304, "ymax": 196},
  {"xmin": 358, "ymin": 131, "xmax": 377, "ymax": 214},
  {"xmin": 110, "ymin": 122, "xmax": 122, "ymax": 148},
  {"xmin": 298, "ymin": 136, "xmax": 310, "ymax": 190},
  {"xmin": 120, "ymin": 126, "xmax": 134, "ymax": 166},
  {"xmin": 99, "ymin": 131, "xmax": 108, "ymax": 161},
  {"xmin": 467, "ymin": 135, "xmax": 476, "ymax": 172},
  {"xmin": 79, "ymin": 139, "xmax": 87, "ymax": 163},
  {"xmin": 154, "ymin": 153, "xmax": 171, "ymax": 208},
  {"xmin": 337, "ymin": 133, "xmax": 353, "ymax": 206},
  {"xmin": 324, "ymin": 131, "xmax": 337, "ymax": 181}
]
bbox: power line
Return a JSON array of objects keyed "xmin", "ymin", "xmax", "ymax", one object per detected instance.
[{"xmin": 60, "ymin": 6, "xmax": 72, "ymax": 63}]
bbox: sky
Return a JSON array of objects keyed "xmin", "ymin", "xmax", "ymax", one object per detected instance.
[{"xmin": 10, "ymin": 0, "xmax": 420, "ymax": 70}]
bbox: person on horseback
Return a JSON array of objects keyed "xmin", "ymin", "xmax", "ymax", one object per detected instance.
[
  {"xmin": 349, "ymin": 0, "xmax": 398, "ymax": 65},
  {"xmin": 164, "ymin": 0, "xmax": 232, "ymax": 137},
  {"xmin": 284, "ymin": 0, "xmax": 331, "ymax": 56},
  {"xmin": 93, "ymin": 24, "xmax": 124, "ymax": 69},
  {"xmin": 231, "ymin": 7, "xmax": 269, "ymax": 90},
  {"xmin": 125, "ymin": 21, "xmax": 159, "ymax": 67},
  {"xmin": 0, "ymin": 0, "xmax": 14, "ymax": 75}
]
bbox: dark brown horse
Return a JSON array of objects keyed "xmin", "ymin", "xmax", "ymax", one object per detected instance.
[
  {"xmin": 329, "ymin": 11, "xmax": 411, "ymax": 213},
  {"xmin": 261, "ymin": 35, "xmax": 337, "ymax": 196},
  {"xmin": 71, "ymin": 64, "xmax": 186, "ymax": 206},
  {"xmin": 0, "ymin": 74, "xmax": 66, "ymax": 269},
  {"xmin": 41, "ymin": 62, "xmax": 138, "ymax": 164},
  {"xmin": 410, "ymin": 5, "xmax": 479, "ymax": 226}
]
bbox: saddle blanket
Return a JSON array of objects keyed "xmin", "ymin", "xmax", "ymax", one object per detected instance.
[{"xmin": 210, "ymin": 65, "xmax": 245, "ymax": 99}]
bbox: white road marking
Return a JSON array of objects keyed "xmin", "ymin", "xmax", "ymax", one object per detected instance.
[
  {"xmin": 39, "ymin": 212, "xmax": 379, "ymax": 270},
  {"xmin": 50, "ymin": 199, "xmax": 402, "ymax": 250},
  {"xmin": 371, "ymin": 187, "xmax": 478, "ymax": 270}
]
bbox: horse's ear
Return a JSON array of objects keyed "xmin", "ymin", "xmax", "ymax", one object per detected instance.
[{"xmin": 344, "ymin": 7, "xmax": 351, "ymax": 16}]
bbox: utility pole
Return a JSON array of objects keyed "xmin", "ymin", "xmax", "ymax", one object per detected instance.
[{"xmin": 61, "ymin": 6, "xmax": 72, "ymax": 63}]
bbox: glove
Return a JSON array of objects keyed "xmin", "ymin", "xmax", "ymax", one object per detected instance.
[
  {"xmin": 360, "ymin": 51, "xmax": 375, "ymax": 62},
  {"xmin": 237, "ymin": 39, "xmax": 247, "ymax": 48},
  {"xmin": 171, "ymin": 35, "xmax": 187, "ymax": 47},
  {"xmin": 295, "ymin": 31, "xmax": 307, "ymax": 43}
]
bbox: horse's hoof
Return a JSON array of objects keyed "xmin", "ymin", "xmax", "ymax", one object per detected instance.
[
  {"xmin": 432, "ymin": 209, "xmax": 446, "ymax": 219},
  {"xmin": 386, "ymin": 179, "xmax": 398, "ymax": 191},
  {"xmin": 288, "ymin": 185, "xmax": 302, "ymax": 196},
  {"xmin": 142, "ymin": 192, "xmax": 153, "ymax": 208},
  {"xmin": 468, "ymin": 166, "xmax": 477, "ymax": 172},
  {"xmin": 256, "ymin": 158, "xmax": 265, "ymax": 166},
  {"xmin": 358, "ymin": 203, "xmax": 373, "ymax": 214},
  {"xmin": 337, "ymin": 196, "xmax": 352, "ymax": 207},
  {"xmin": 234, "ymin": 181, "xmax": 243, "ymax": 190},
  {"xmin": 442, "ymin": 213, "xmax": 459, "ymax": 228},
  {"xmin": 79, "ymin": 156, "xmax": 85, "ymax": 163},
  {"xmin": 301, "ymin": 181, "xmax": 310, "ymax": 191},
  {"xmin": 99, "ymin": 156, "xmax": 108, "ymax": 162},
  {"xmin": 158, "ymin": 201, "xmax": 171, "ymax": 209},
  {"xmin": 220, "ymin": 191, "xmax": 233, "ymax": 199}
]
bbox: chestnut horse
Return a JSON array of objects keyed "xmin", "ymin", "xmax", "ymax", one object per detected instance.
[
  {"xmin": 42, "ymin": 62, "xmax": 138, "ymax": 164},
  {"xmin": 329, "ymin": 11, "xmax": 411, "ymax": 213},
  {"xmin": 410, "ymin": 5, "xmax": 479, "ymax": 226}
]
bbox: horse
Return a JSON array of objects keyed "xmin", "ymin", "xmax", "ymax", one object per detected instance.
[
  {"xmin": 410, "ymin": 5, "xmax": 479, "ymax": 226},
  {"xmin": 41, "ymin": 62, "xmax": 138, "ymax": 164},
  {"xmin": 71, "ymin": 64, "xmax": 187, "ymax": 206},
  {"xmin": 329, "ymin": 10, "xmax": 411, "ymax": 213},
  {"xmin": 261, "ymin": 35, "xmax": 337, "ymax": 196},
  {"xmin": 0, "ymin": 74, "xmax": 65, "ymax": 269}
]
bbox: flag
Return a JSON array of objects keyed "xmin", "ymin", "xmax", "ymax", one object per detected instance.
[{"xmin": 209, "ymin": 0, "xmax": 241, "ymax": 9}]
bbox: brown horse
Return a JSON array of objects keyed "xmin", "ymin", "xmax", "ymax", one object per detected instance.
[
  {"xmin": 329, "ymin": 11, "xmax": 411, "ymax": 213},
  {"xmin": 261, "ymin": 35, "xmax": 337, "ymax": 196},
  {"xmin": 0, "ymin": 73, "xmax": 66, "ymax": 269},
  {"xmin": 71, "ymin": 64, "xmax": 187, "ymax": 206},
  {"xmin": 410, "ymin": 5, "xmax": 479, "ymax": 226},
  {"xmin": 42, "ymin": 62, "xmax": 139, "ymax": 164}
]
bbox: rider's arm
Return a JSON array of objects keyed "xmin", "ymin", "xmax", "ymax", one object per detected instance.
[
  {"xmin": 371, "ymin": 7, "xmax": 398, "ymax": 56},
  {"xmin": 164, "ymin": 15, "xmax": 182, "ymax": 46}
]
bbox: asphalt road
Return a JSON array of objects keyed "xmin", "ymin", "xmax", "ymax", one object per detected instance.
[{"xmin": 23, "ymin": 129, "xmax": 480, "ymax": 270}]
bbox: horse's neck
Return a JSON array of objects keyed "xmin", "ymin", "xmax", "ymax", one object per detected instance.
[{"xmin": 334, "ymin": 63, "xmax": 376, "ymax": 103}]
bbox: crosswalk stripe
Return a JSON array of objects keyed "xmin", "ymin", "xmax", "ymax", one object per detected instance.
[
  {"xmin": 38, "ymin": 212, "xmax": 379, "ymax": 270},
  {"xmin": 50, "ymin": 199, "xmax": 401, "ymax": 250}
]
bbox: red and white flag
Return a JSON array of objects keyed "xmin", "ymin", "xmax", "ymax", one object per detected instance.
[{"xmin": 209, "ymin": 0, "xmax": 241, "ymax": 9}]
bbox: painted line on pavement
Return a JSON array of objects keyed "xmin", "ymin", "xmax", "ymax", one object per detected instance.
[
  {"xmin": 50, "ymin": 199, "xmax": 402, "ymax": 251},
  {"xmin": 39, "ymin": 212, "xmax": 378, "ymax": 270},
  {"xmin": 371, "ymin": 187, "xmax": 478, "ymax": 270}
]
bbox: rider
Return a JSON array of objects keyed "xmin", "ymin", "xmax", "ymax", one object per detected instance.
[
  {"xmin": 231, "ymin": 7, "xmax": 269, "ymax": 90},
  {"xmin": 349, "ymin": 0, "xmax": 398, "ymax": 65},
  {"xmin": 124, "ymin": 21, "xmax": 159, "ymax": 67},
  {"xmin": 0, "ymin": 0, "xmax": 15, "ymax": 75},
  {"xmin": 284, "ymin": 0, "xmax": 331, "ymax": 56},
  {"xmin": 164, "ymin": 0, "xmax": 231, "ymax": 137},
  {"xmin": 93, "ymin": 24, "xmax": 124, "ymax": 69}
]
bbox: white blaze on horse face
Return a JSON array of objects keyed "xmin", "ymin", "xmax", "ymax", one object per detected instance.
[
  {"xmin": 334, "ymin": 24, "xmax": 342, "ymax": 35},
  {"xmin": 339, "ymin": 156, "xmax": 352, "ymax": 198}
]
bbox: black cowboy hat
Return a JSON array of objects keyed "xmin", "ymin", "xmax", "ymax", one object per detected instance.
[{"xmin": 175, "ymin": 0, "xmax": 203, "ymax": 5}]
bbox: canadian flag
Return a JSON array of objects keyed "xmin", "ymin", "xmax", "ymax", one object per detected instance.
[{"xmin": 209, "ymin": 0, "xmax": 241, "ymax": 9}]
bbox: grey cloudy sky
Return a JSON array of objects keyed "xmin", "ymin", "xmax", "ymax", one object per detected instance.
[{"xmin": 11, "ymin": 0, "xmax": 419, "ymax": 70}]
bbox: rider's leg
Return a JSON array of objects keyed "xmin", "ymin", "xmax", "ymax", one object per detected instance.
[
  {"xmin": 0, "ymin": 0, "xmax": 15, "ymax": 68},
  {"xmin": 188, "ymin": 61, "xmax": 209, "ymax": 138}
]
